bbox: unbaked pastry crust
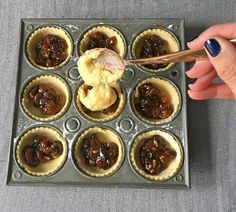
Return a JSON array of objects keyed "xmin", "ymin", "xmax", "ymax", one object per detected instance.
[
  {"xmin": 74, "ymin": 127, "xmax": 124, "ymax": 177},
  {"xmin": 79, "ymin": 26, "xmax": 126, "ymax": 57},
  {"xmin": 26, "ymin": 26, "xmax": 73, "ymax": 70},
  {"xmin": 129, "ymin": 129, "xmax": 183, "ymax": 181},
  {"xmin": 22, "ymin": 74, "xmax": 70, "ymax": 121},
  {"xmin": 132, "ymin": 28, "xmax": 180, "ymax": 72},
  {"xmin": 132, "ymin": 77, "xmax": 181, "ymax": 125},
  {"xmin": 15, "ymin": 127, "xmax": 67, "ymax": 177}
]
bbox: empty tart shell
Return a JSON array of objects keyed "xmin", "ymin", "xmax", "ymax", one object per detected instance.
[
  {"xmin": 22, "ymin": 74, "xmax": 71, "ymax": 121},
  {"xmin": 26, "ymin": 26, "xmax": 73, "ymax": 70},
  {"xmin": 78, "ymin": 25, "xmax": 126, "ymax": 57},
  {"xmin": 132, "ymin": 77, "xmax": 181, "ymax": 125},
  {"xmin": 129, "ymin": 129, "xmax": 183, "ymax": 181},
  {"xmin": 76, "ymin": 82, "xmax": 125, "ymax": 122},
  {"xmin": 131, "ymin": 28, "xmax": 180, "ymax": 72},
  {"xmin": 73, "ymin": 127, "xmax": 124, "ymax": 178},
  {"xmin": 15, "ymin": 126, "xmax": 67, "ymax": 177}
]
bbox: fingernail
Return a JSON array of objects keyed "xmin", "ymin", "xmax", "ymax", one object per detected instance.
[
  {"xmin": 187, "ymin": 90, "xmax": 191, "ymax": 96},
  {"xmin": 204, "ymin": 39, "xmax": 221, "ymax": 57},
  {"xmin": 186, "ymin": 70, "xmax": 192, "ymax": 77},
  {"xmin": 188, "ymin": 84, "xmax": 193, "ymax": 89}
]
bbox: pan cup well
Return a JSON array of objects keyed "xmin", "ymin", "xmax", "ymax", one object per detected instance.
[
  {"xmin": 131, "ymin": 77, "xmax": 182, "ymax": 125},
  {"xmin": 72, "ymin": 126, "xmax": 125, "ymax": 178},
  {"xmin": 131, "ymin": 27, "xmax": 180, "ymax": 72},
  {"xmin": 78, "ymin": 25, "xmax": 127, "ymax": 57},
  {"xmin": 26, "ymin": 25, "xmax": 73, "ymax": 70},
  {"xmin": 15, "ymin": 126, "xmax": 68, "ymax": 177},
  {"xmin": 129, "ymin": 129, "xmax": 183, "ymax": 181},
  {"xmin": 21, "ymin": 74, "xmax": 71, "ymax": 122}
]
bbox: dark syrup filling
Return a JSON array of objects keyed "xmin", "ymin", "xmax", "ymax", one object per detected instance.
[
  {"xmin": 81, "ymin": 133, "xmax": 119, "ymax": 170},
  {"xmin": 139, "ymin": 135, "xmax": 176, "ymax": 175},
  {"xmin": 22, "ymin": 135, "xmax": 63, "ymax": 167}
]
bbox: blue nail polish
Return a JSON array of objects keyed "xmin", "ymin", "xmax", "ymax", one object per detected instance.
[{"xmin": 204, "ymin": 39, "xmax": 221, "ymax": 57}]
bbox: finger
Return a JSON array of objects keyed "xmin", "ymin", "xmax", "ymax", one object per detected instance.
[
  {"xmin": 187, "ymin": 22, "xmax": 236, "ymax": 50},
  {"xmin": 186, "ymin": 60, "xmax": 213, "ymax": 78},
  {"xmin": 188, "ymin": 84, "xmax": 234, "ymax": 100},
  {"xmin": 188, "ymin": 69, "xmax": 216, "ymax": 91},
  {"xmin": 204, "ymin": 37, "xmax": 236, "ymax": 96}
]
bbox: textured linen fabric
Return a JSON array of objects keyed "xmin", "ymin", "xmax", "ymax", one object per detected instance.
[{"xmin": 0, "ymin": 0, "xmax": 236, "ymax": 211}]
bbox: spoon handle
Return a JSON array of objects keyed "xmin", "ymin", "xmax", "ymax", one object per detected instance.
[{"xmin": 126, "ymin": 39, "xmax": 236, "ymax": 65}]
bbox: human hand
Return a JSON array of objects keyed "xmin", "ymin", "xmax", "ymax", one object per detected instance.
[{"xmin": 186, "ymin": 22, "xmax": 236, "ymax": 100}]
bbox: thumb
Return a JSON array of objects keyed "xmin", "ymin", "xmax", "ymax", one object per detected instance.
[{"xmin": 204, "ymin": 37, "xmax": 236, "ymax": 96}]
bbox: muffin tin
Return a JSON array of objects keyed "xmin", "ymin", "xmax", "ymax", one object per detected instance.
[{"xmin": 7, "ymin": 18, "xmax": 190, "ymax": 188}]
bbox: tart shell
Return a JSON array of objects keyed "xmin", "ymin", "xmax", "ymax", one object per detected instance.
[
  {"xmin": 78, "ymin": 25, "xmax": 126, "ymax": 57},
  {"xmin": 131, "ymin": 27, "xmax": 180, "ymax": 72},
  {"xmin": 129, "ymin": 129, "xmax": 183, "ymax": 181},
  {"xmin": 73, "ymin": 127, "xmax": 124, "ymax": 178},
  {"xmin": 132, "ymin": 77, "xmax": 181, "ymax": 125},
  {"xmin": 26, "ymin": 26, "xmax": 73, "ymax": 70},
  {"xmin": 21, "ymin": 74, "xmax": 71, "ymax": 121},
  {"xmin": 15, "ymin": 126, "xmax": 67, "ymax": 177}
]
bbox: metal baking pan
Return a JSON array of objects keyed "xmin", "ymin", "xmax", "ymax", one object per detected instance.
[{"xmin": 7, "ymin": 18, "xmax": 190, "ymax": 188}]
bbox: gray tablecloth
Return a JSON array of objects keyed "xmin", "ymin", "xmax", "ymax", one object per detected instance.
[{"xmin": 0, "ymin": 0, "xmax": 235, "ymax": 211}]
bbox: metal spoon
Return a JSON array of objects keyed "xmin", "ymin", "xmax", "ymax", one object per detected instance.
[{"xmin": 95, "ymin": 39, "xmax": 236, "ymax": 73}]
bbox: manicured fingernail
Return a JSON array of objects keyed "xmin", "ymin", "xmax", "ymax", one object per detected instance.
[{"xmin": 204, "ymin": 39, "xmax": 221, "ymax": 57}]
